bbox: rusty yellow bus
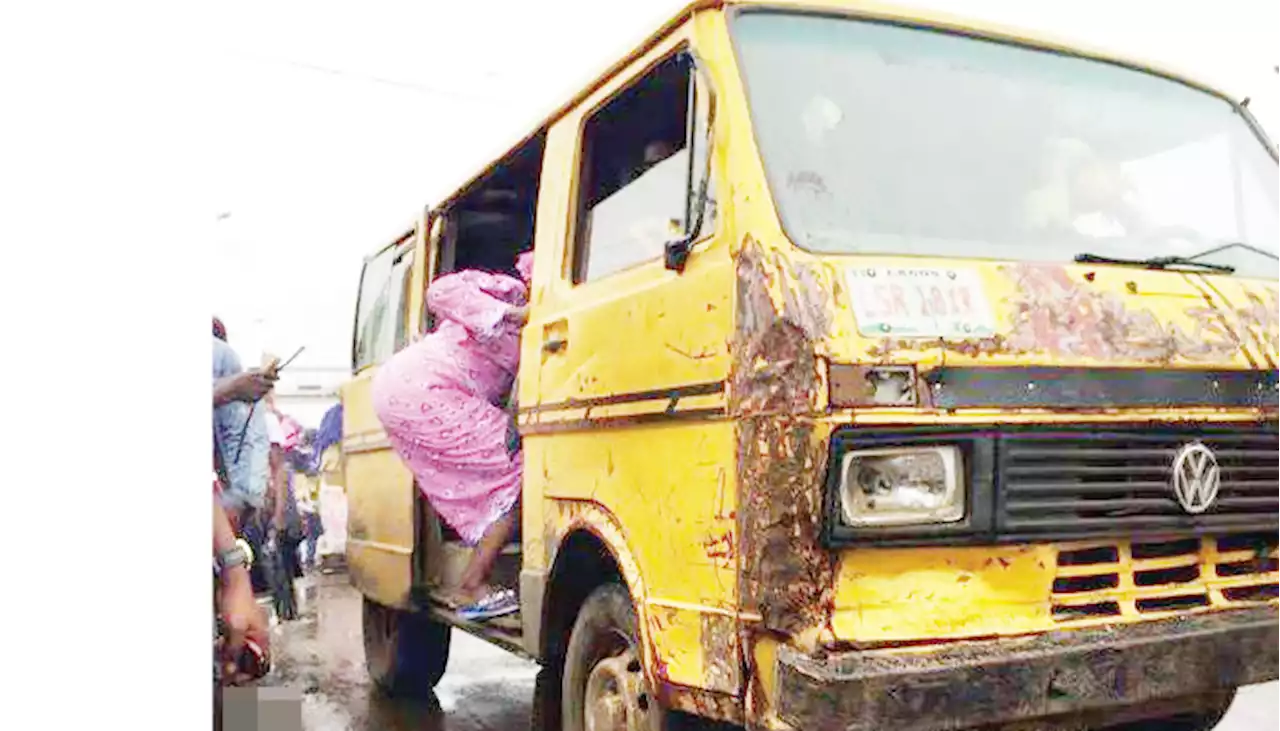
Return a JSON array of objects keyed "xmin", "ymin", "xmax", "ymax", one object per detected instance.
[{"xmin": 340, "ymin": 1, "xmax": 1278, "ymax": 729}]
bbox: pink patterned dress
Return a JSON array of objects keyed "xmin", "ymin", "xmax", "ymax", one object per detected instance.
[{"xmin": 371, "ymin": 259, "xmax": 530, "ymax": 545}]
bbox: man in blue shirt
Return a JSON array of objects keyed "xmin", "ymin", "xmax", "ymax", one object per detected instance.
[{"xmin": 213, "ymin": 323, "xmax": 273, "ymax": 521}]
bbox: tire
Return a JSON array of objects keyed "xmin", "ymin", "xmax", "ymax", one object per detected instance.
[
  {"xmin": 1101, "ymin": 688, "xmax": 1236, "ymax": 731},
  {"xmin": 562, "ymin": 583, "xmax": 668, "ymax": 731},
  {"xmin": 362, "ymin": 597, "xmax": 451, "ymax": 698},
  {"xmin": 531, "ymin": 667, "xmax": 563, "ymax": 731}
]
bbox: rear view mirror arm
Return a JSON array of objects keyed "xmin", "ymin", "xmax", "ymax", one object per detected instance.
[{"xmin": 666, "ymin": 50, "xmax": 717, "ymax": 274}]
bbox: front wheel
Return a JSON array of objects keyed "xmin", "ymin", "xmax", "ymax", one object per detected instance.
[
  {"xmin": 362, "ymin": 597, "xmax": 451, "ymax": 698},
  {"xmin": 562, "ymin": 583, "xmax": 668, "ymax": 731}
]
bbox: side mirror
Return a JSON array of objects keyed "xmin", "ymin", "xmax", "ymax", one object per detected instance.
[
  {"xmin": 664, "ymin": 236, "xmax": 692, "ymax": 272},
  {"xmin": 664, "ymin": 154, "xmax": 713, "ymax": 274}
]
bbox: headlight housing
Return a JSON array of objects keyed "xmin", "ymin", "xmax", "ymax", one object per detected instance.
[{"xmin": 838, "ymin": 446, "xmax": 964, "ymax": 527}]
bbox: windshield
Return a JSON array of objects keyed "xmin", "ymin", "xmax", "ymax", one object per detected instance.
[{"xmin": 730, "ymin": 11, "xmax": 1279, "ymax": 278}]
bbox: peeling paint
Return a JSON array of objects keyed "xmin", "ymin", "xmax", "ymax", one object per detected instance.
[
  {"xmin": 732, "ymin": 237, "xmax": 836, "ymax": 640},
  {"xmin": 347, "ymin": 516, "xmax": 370, "ymax": 542},
  {"xmin": 773, "ymin": 250, "xmax": 834, "ymax": 343},
  {"xmin": 700, "ymin": 612, "xmax": 742, "ymax": 695},
  {"xmin": 543, "ymin": 501, "xmax": 646, "ymax": 602},
  {"xmin": 737, "ymin": 419, "xmax": 833, "ymax": 636},
  {"xmin": 701, "ymin": 530, "xmax": 736, "ymax": 568},
  {"xmin": 660, "ymin": 684, "xmax": 745, "ymax": 725},
  {"xmin": 730, "ymin": 237, "xmax": 840, "ymax": 730},
  {"xmin": 1005, "ymin": 264, "xmax": 1236, "ymax": 362},
  {"xmin": 865, "ymin": 265, "xmax": 1280, "ymax": 367},
  {"xmin": 1212, "ymin": 283, "xmax": 1280, "ymax": 368}
]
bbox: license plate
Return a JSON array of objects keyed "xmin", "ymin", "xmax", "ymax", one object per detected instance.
[{"xmin": 847, "ymin": 267, "xmax": 996, "ymax": 338}]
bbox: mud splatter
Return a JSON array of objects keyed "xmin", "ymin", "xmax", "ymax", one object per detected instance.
[
  {"xmin": 1232, "ymin": 286, "xmax": 1280, "ymax": 367},
  {"xmin": 731, "ymin": 238, "xmax": 835, "ymax": 637},
  {"xmin": 701, "ymin": 613, "xmax": 742, "ymax": 695},
  {"xmin": 1005, "ymin": 265, "xmax": 1280, "ymax": 363},
  {"xmin": 869, "ymin": 264, "xmax": 1273, "ymax": 365}
]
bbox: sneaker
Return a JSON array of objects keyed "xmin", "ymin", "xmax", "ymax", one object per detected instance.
[{"xmin": 457, "ymin": 589, "xmax": 518, "ymax": 622}]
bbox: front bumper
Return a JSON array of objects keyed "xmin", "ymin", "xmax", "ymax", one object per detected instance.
[{"xmin": 777, "ymin": 606, "xmax": 1278, "ymax": 731}]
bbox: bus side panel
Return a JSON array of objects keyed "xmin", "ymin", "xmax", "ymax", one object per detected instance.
[{"xmin": 341, "ymin": 372, "xmax": 417, "ymax": 610}]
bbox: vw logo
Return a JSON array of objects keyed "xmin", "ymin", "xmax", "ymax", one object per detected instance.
[{"xmin": 1170, "ymin": 442, "xmax": 1221, "ymax": 515}]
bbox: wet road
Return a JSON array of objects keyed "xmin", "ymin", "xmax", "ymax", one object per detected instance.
[
  {"xmin": 266, "ymin": 573, "xmax": 539, "ymax": 731},
  {"xmin": 266, "ymin": 574, "xmax": 1275, "ymax": 730}
]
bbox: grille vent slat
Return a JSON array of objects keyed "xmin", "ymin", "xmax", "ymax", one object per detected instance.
[
  {"xmin": 1000, "ymin": 429, "xmax": 1279, "ymax": 537},
  {"xmin": 1052, "ymin": 533, "xmax": 1279, "ymax": 623}
]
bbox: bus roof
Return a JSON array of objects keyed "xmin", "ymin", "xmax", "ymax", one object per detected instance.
[{"xmin": 371, "ymin": 0, "xmax": 1244, "ymax": 256}]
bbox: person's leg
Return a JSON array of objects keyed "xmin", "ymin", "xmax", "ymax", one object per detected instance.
[
  {"xmin": 458, "ymin": 504, "xmax": 520, "ymax": 600},
  {"xmin": 311, "ymin": 514, "xmax": 323, "ymax": 568},
  {"xmin": 278, "ymin": 539, "xmax": 299, "ymax": 620}
]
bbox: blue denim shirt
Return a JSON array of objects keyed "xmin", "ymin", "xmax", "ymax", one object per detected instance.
[{"xmin": 213, "ymin": 337, "xmax": 269, "ymax": 511}]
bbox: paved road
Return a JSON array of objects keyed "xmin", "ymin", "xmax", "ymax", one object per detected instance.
[{"xmin": 262, "ymin": 574, "xmax": 1275, "ymax": 730}]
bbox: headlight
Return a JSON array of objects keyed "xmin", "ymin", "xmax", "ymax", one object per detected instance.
[{"xmin": 839, "ymin": 446, "xmax": 964, "ymax": 527}]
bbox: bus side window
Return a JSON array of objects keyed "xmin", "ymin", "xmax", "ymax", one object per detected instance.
[
  {"xmin": 353, "ymin": 247, "xmax": 395, "ymax": 371},
  {"xmin": 352, "ymin": 242, "xmax": 413, "ymax": 370},
  {"xmin": 572, "ymin": 52, "xmax": 696, "ymax": 283},
  {"xmin": 390, "ymin": 248, "xmax": 416, "ymax": 353}
]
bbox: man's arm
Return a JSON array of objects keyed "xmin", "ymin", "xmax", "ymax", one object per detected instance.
[
  {"xmin": 214, "ymin": 376, "xmax": 244, "ymax": 407},
  {"xmin": 214, "ymin": 494, "xmax": 250, "ymax": 581},
  {"xmin": 215, "ymin": 490, "xmax": 270, "ymax": 681},
  {"xmin": 214, "ymin": 370, "xmax": 278, "ymax": 407}
]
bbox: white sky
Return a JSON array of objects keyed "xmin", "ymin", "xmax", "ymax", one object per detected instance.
[{"xmin": 205, "ymin": 0, "xmax": 1280, "ymax": 370}]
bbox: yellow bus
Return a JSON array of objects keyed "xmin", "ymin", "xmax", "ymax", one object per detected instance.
[{"xmin": 340, "ymin": 1, "xmax": 1278, "ymax": 728}]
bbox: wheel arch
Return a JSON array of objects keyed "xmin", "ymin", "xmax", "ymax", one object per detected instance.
[{"xmin": 538, "ymin": 503, "xmax": 649, "ymax": 667}]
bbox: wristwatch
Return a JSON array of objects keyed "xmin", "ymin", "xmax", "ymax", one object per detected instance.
[{"xmin": 216, "ymin": 538, "xmax": 255, "ymax": 576}]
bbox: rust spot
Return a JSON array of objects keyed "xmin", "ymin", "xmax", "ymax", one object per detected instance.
[
  {"xmin": 868, "ymin": 264, "xmax": 1271, "ymax": 366},
  {"xmin": 997, "ymin": 557, "xmax": 1011, "ymax": 569},
  {"xmin": 1083, "ymin": 271, "xmax": 1096, "ymax": 282},
  {"xmin": 666, "ymin": 343, "xmax": 718, "ymax": 360},
  {"xmin": 701, "ymin": 531, "xmax": 735, "ymax": 567},
  {"xmin": 347, "ymin": 516, "xmax": 370, "ymax": 541},
  {"xmin": 659, "ymin": 683, "xmax": 744, "ymax": 725},
  {"xmin": 649, "ymin": 635, "xmax": 671, "ymax": 692},
  {"xmin": 869, "ymin": 334, "xmax": 1010, "ymax": 360},
  {"xmin": 828, "ymin": 364, "xmax": 878, "ymax": 406},
  {"xmin": 741, "ymin": 632, "xmax": 773, "ymax": 724},
  {"xmin": 1198, "ymin": 281, "xmax": 1279, "ymax": 370},
  {"xmin": 732, "ymin": 237, "xmax": 836, "ymax": 636},
  {"xmin": 700, "ymin": 613, "xmax": 741, "ymax": 695}
]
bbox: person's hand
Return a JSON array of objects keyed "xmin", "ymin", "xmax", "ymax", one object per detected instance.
[
  {"xmin": 215, "ymin": 369, "xmax": 277, "ymax": 405},
  {"xmin": 504, "ymin": 305, "xmax": 530, "ymax": 326},
  {"xmin": 218, "ymin": 569, "xmax": 270, "ymax": 685}
]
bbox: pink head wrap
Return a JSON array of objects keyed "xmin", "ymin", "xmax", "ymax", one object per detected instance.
[{"xmin": 516, "ymin": 251, "xmax": 534, "ymax": 283}]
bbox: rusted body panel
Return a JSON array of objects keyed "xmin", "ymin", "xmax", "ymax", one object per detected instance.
[
  {"xmin": 777, "ymin": 606, "xmax": 1278, "ymax": 731},
  {"xmin": 722, "ymin": 234, "xmax": 1277, "ymax": 727}
]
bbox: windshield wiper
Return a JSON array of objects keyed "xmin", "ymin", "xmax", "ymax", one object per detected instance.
[
  {"xmin": 1181, "ymin": 241, "xmax": 1279, "ymax": 263},
  {"xmin": 1073, "ymin": 252, "xmax": 1235, "ymax": 274}
]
